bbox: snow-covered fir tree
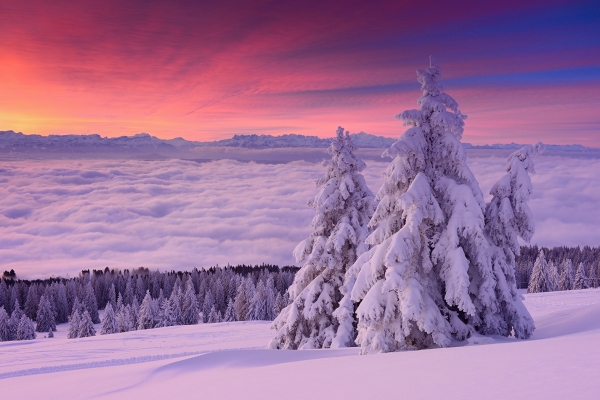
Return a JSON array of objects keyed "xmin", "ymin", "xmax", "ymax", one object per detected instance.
[
  {"xmin": 182, "ymin": 279, "xmax": 200, "ymax": 325},
  {"xmin": 84, "ymin": 282, "xmax": 100, "ymax": 324},
  {"xmin": 24, "ymin": 285, "xmax": 39, "ymax": 320},
  {"xmin": 573, "ymin": 263, "xmax": 589, "ymax": 290},
  {"xmin": 9, "ymin": 300, "xmax": 24, "ymax": 341},
  {"xmin": 116, "ymin": 305, "xmax": 133, "ymax": 333},
  {"xmin": 55, "ymin": 283, "xmax": 70, "ymax": 324},
  {"xmin": 271, "ymin": 127, "xmax": 375, "ymax": 350},
  {"xmin": 0, "ymin": 306, "xmax": 10, "ymax": 341},
  {"xmin": 589, "ymin": 263, "xmax": 598, "ymax": 289},
  {"xmin": 17, "ymin": 315, "xmax": 36, "ymax": 340},
  {"xmin": 337, "ymin": 62, "xmax": 536, "ymax": 354},
  {"xmin": 78, "ymin": 310, "xmax": 96, "ymax": 338},
  {"xmin": 234, "ymin": 278, "xmax": 251, "ymax": 321},
  {"xmin": 108, "ymin": 284, "xmax": 117, "ymax": 310},
  {"xmin": 250, "ymin": 280, "xmax": 268, "ymax": 321},
  {"xmin": 559, "ymin": 259, "xmax": 575, "ymax": 291},
  {"xmin": 207, "ymin": 306, "xmax": 220, "ymax": 323},
  {"xmin": 101, "ymin": 302, "xmax": 118, "ymax": 335},
  {"xmin": 273, "ymin": 292, "xmax": 284, "ymax": 317},
  {"xmin": 549, "ymin": 261, "xmax": 559, "ymax": 291},
  {"xmin": 68, "ymin": 308, "xmax": 81, "ymax": 339},
  {"xmin": 528, "ymin": 251, "xmax": 553, "ymax": 293},
  {"xmin": 0, "ymin": 281, "xmax": 7, "ymax": 311},
  {"xmin": 223, "ymin": 298, "xmax": 236, "ymax": 322},
  {"xmin": 138, "ymin": 290, "xmax": 156, "ymax": 330},
  {"xmin": 158, "ymin": 298, "xmax": 176, "ymax": 327},
  {"xmin": 202, "ymin": 289, "xmax": 215, "ymax": 323},
  {"xmin": 35, "ymin": 295, "xmax": 56, "ymax": 333},
  {"xmin": 484, "ymin": 142, "xmax": 542, "ymax": 335}
]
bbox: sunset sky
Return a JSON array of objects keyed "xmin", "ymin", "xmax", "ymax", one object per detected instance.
[{"xmin": 1, "ymin": 0, "xmax": 599, "ymax": 145}]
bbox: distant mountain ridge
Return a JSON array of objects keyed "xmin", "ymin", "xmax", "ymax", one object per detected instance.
[
  {"xmin": 187, "ymin": 132, "xmax": 397, "ymax": 149},
  {"xmin": 1, "ymin": 130, "xmax": 598, "ymax": 159}
]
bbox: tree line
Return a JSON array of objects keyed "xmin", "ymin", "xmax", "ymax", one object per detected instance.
[
  {"xmin": 516, "ymin": 245, "xmax": 600, "ymax": 290},
  {"xmin": 0, "ymin": 264, "xmax": 297, "ymax": 341}
]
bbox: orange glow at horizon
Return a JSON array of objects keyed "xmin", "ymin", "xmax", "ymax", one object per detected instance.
[{"xmin": 1, "ymin": 0, "xmax": 598, "ymax": 145}]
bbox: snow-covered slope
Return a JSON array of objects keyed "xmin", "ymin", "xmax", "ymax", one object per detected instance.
[{"xmin": 1, "ymin": 288, "xmax": 599, "ymax": 399}]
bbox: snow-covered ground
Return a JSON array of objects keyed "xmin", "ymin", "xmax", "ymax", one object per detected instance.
[{"xmin": 1, "ymin": 288, "xmax": 599, "ymax": 399}]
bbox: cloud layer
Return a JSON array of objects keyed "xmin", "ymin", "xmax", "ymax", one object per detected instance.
[{"xmin": 1, "ymin": 155, "xmax": 598, "ymax": 278}]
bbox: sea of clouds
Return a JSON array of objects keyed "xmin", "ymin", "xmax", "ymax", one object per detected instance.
[{"xmin": 1, "ymin": 154, "xmax": 599, "ymax": 278}]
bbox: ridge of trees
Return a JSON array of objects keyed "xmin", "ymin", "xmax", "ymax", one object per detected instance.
[{"xmin": 0, "ymin": 264, "xmax": 297, "ymax": 341}]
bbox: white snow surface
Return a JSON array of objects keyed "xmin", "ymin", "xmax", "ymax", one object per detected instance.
[
  {"xmin": 1, "ymin": 288, "xmax": 599, "ymax": 399},
  {"xmin": 1, "ymin": 155, "xmax": 599, "ymax": 278}
]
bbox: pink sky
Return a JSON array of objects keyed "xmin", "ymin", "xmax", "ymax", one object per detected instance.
[{"xmin": 0, "ymin": 0, "xmax": 598, "ymax": 145}]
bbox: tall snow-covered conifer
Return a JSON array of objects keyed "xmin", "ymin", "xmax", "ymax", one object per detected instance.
[
  {"xmin": 138, "ymin": 290, "xmax": 156, "ymax": 330},
  {"xmin": 341, "ymin": 62, "xmax": 536, "ymax": 354},
  {"xmin": 16, "ymin": 315, "xmax": 36, "ymax": 340},
  {"xmin": 0, "ymin": 307, "xmax": 10, "ymax": 341},
  {"xmin": 270, "ymin": 127, "xmax": 375, "ymax": 350},
  {"xmin": 182, "ymin": 279, "xmax": 200, "ymax": 325},
  {"xmin": 35, "ymin": 295, "xmax": 56, "ymax": 333},
  {"xmin": 528, "ymin": 251, "xmax": 552, "ymax": 293},
  {"xmin": 573, "ymin": 263, "xmax": 589, "ymax": 290},
  {"xmin": 559, "ymin": 259, "xmax": 575, "ymax": 291},
  {"xmin": 101, "ymin": 303, "xmax": 118, "ymax": 335},
  {"xmin": 78, "ymin": 310, "xmax": 96, "ymax": 338}
]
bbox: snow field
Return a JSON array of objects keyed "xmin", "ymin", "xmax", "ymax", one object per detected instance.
[{"xmin": 1, "ymin": 288, "xmax": 599, "ymax": 399}]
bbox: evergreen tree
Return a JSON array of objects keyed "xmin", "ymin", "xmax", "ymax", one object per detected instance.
[
  {"xmin": 0, "ymin": 306, "xmax": 10, "ymax": 341},
  {"xmin": 158, "ymin": 298, "xmax": 176, "ymax": 327},
  {"xmin": 265, "ymin": 275, "xmax": 277, "ymax": 321},
  {"xmin": 84, "ymin": 282, "xmax": 100, "ymax": 324},
  {"xmin": 182, "ymin": 279, "xmax": 200, "ymax": 325},
  {"xmin": 9, "ymin": 299, "xmax": 24, "ymax": 341},
  {"xmin": 169, "ymin": 287, "xmax": 183, "ymax": 325},
  {"xmin": 335, "ymin": 62, "xmax": 534, "ymax": 354},
  {"xmin": 68, "ymin": 308, "xmax": 81, "ymax": 339},
  {"xmin": 559, "ymin": 259, "xmax": 575, "ymax": 291},
  {"xmin": 24, "ymin": 284, "xmax": 39, "ymax": 320},
  {"xmin": 0, "ymin": 281, "xmax": 8, "ymax": 311},
  {"xmin": 250, "ymin": 280, "xmax": 268, "ymax": 321},
  {"xmin": 101, "ymin": 303, "xmax": 118, "ymax": 335},
  {"xmin": 137, "ymin": 290, "xmax": 156, "ymax": 330},
  {"xmin": 485, "ymin": 143, "xmax": 542, "ymax": 336},
  {"xmin": 207, "ymin": 306, "xmax": 219, "ymax": 323},
  {"xmin": 116, "ymin": 306, "xmax": 133, "ymax": 333},
  {"xmin": 202, "ymin": 289, "xmax": 215, "ymax": 323},
  {"xmin": 36, "ymin": 295, "xmax": 57, "ymax": 333},
  {"xmin": 78, "ymin": 310, "xmax": 96, "ymax": 338},
  {"xmin": 234, "ymin": 280, "xmax": 250, "ymax": 322},
  {"xmin": 131, "ymin": 297, "xmax": 140, "ymax": 328},
  {"xmin": 549, "ymin": 261, "xmax": 559, "ymax": 292},
  {"xmin": 273, "ymin": 292, "xmax": 285, "ymax": 317},
  {"xmin": 124, "ymin": 278, "xmax": 135, "ymax": 305},
  {"xmin": 214, "ymin": 278, "xmax": 225, "ymax": 315},
  {"xmin": 108, "ymin": 284, "xmax": 117, "ymax": 310},
  {"xmin": 528, "ymin": 251, "xmax": 552, "ymax": 293},
  {"xmin": 573, "ymin": 262, "xmax": 589, "ymax": 290},
  {"xmin": 589, "ymin": 263, "xmax": 598, "ymax": 289},
  {"xmin": 271, "ymin": 127, "xmax": 375, "ymax": 350},
  {"xmin": 223, "ymin": 298, "xmax": 236, "ymax": 322},
  {"xmin": 16, "ymin": 315, "xmax": 36, "ymax": 340},
  {"xmin": 55, "ymin": 283, "xmax": 70, "ymax": 324}
]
